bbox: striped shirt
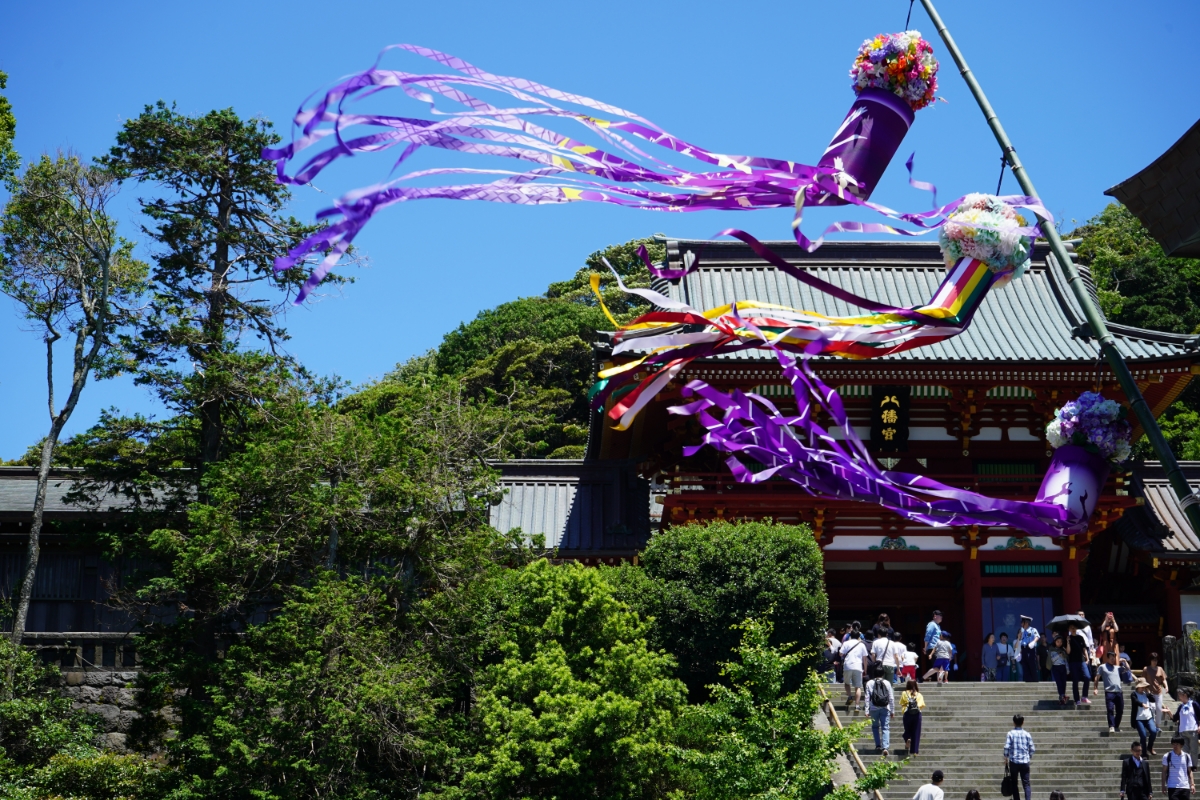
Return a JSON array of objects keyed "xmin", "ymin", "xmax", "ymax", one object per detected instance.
[{"xmin": 1004, "ymin": 728, "xmax": 1035, "ymax": 764}]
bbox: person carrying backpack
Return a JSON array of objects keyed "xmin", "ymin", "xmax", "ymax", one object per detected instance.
[
  {"xmin": 1163, "ymin": 735, "xmax": 1196, "ymax": 800},
  {"xmin": 866, "ymin": 663, "xmax": 895, "ymax": 757}
]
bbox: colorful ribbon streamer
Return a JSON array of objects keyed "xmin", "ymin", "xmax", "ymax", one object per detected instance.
[
  {"xmin": 264, "ymin": 45, "xmax": 1051, "ymax": 301},
  {"xmin": 591, "ymin": 232, "xmax": 1019, "ymax": 429}
]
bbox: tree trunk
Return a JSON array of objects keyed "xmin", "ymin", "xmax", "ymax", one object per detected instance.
[
  {"xmin": 198, "ymin": 172, "xmax": 233, "ymax": 475},
  {"xmin": 9, "ymin": 430, "xmax": 60, "ymax": 644}
]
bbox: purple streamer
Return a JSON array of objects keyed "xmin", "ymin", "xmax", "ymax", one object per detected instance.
[
  {"xmin": 668, "ymin": 321, "xmax": 1072, "ymax": 536},
  {"xmin": 905, "ymin": 152, "xmax": 937, "ymax": 208}
]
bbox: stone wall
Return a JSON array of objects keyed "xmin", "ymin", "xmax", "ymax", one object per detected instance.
[{"xmin": 60, "ymin": 668, "xmax": 142, "ymax": 752}]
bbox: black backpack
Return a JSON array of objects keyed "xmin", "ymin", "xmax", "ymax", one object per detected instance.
[{"xmin": 870, "ymin": 679, "xmax": 891, "ymax": 708}]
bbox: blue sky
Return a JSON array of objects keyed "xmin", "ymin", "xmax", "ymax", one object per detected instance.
[{"xmin": 1, "ymin": 0, "xmax": 1196, "ymax": 460}]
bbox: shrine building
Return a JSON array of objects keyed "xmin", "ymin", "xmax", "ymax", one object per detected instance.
[{"xmin": 492, "ymin": 236, "xmax": 1200, "ymax": 676}]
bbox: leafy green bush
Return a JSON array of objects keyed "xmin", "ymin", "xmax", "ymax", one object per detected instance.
[
  {"xmin": 607, "ymin": 520, "xmax": 828, "ymax": 700},
  {"xmin": 447, "ymin": 560, "xmax": 686, "ymax": 800},
  {"xmin": 0, "ymin": 639, "xmax": 96, "ymax": 783},
  {"xmin": 0, "ymin": 638, "xmax": 165, "ymax": 799},
  {"xmin": 30, "ymin": 750, "xmax": 165, "ymax": 800},
  {"xmin": 675, "ymin": 616, "xmax": 897, "ymax": 800}
]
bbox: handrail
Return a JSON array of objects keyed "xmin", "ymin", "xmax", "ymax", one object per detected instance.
[{"xmin": 819, "ymin": 683, "xmax": 885, "ymax": 800}]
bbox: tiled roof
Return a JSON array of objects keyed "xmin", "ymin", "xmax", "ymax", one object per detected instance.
[
  {"xmin": 0, "ymin": 469, "xmax": 92, "ymax": 518},
  {"xmin": 643, "ymin": 239, "xmax": 1199, "ymax": 364},
  {"xmin": 1114, "ymin": 462, "xmax": 1200, "ymax": 560},
  {"xmin": 1105, "ymin": 118, "xmax": 1200, "ymax": 258},
  {"xmin": 489, "ymin": 460, "xmax": 650, "ymax": 554}
]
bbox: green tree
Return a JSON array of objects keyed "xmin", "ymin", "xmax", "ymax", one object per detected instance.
[
  {"xmin": 0, "ymin": 71, "xmax": 17, "ymax": 186},
  {"xmin": 435, "ymin": 297, "xmax": 609, "ymax": 378},
  {"xmin": 160, "ymin": 575, "xmax": 442, "ymax": 799},
  {"xmin": 674, "ymin": 616, "xmax": 897, "ymax": 800},
  {"xmin": 416, "ymin": 237, "xmax": 663, "ymax": 458},
  {"xmin": 606, "ymin": 520, "xmax": 828, "ymax": 701},
  {"xmin": 114, "ymin": 371, "xmax": 519, "ymax": 756},
  {"xmin": 1072, "ymin": 203, "xmax": 1200, "ymax": 334},
  {"xmin": 0, "ymin": 638, "xmax": 96, "ymax": 784},
  {"xmin": 1071, "ymin": 204, "xmax": 1200, "ymax": 458},
  {"xmin": 447, "ymin": 560, "xmax": 685, "ymax": 800},
  {"xmin": 0, "ymin": 154, "xmax": 145, "ymax": 642},
  {"xmin": 546, "ymin": 237, "xmax": 663, "ymax": 322},
  {"xmin": 98, "ymin": 102, "xmax": 342, "ymax": 471}
]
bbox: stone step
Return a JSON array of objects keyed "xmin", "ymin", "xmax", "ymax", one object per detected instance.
[{"xmin": 828, "ymin": 679, "xmax": 1180, "ymax": 800}]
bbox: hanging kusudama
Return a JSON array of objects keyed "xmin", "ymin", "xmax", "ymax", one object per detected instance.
[
  {"xmin": 807, "ymin": 31, "xmax": 940, "ymax": 207},
  {"xmin": 1037, "ymin": 394, "xmax": 1132, "ymax": 535}
]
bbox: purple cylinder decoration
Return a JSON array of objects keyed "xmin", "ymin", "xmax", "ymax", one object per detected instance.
[
  {"xmin": 804, "ymin": 87, "xmax": 915, "ymax": 207},
  {"xmin": 1034, "ymin": 445, "xmax": 1111, "ymax": 536}
]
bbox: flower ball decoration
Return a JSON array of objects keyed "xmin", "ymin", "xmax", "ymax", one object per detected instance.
[
  {"xmin": 938, "ymin": 193, "xmax": 1034, "ymax": 283},
  {"xmin": 850, "ymin": 30, "xmax": 940, "ymax": 112},
  {"xmin": 1046, "ymin": 392, "xmax": 1133, "ymax": 465}
]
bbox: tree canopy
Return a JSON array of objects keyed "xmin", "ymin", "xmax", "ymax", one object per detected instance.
[
  {"xmin": 1071, "ymin": 204, "xmax": 1200, "ymax": 459},
  {"xmin": 607, "ymin": 520, "xmax": 828, "ymax": 701}
]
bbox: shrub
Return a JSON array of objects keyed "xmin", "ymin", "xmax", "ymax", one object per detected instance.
[
  {"xmin": 674, "ymin": 616, "xmax": 898, "ymax": 800},
  {"xmin": 447, "ymin": 560, "xmax": 686, "ymax": 800},
  {"xmin": 607, "ymin": 520, "xmax": 828, "ymax": 700}
]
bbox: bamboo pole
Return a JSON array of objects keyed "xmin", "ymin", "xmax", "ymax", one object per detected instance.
[
  {"xmin": 918, "ymin": 0, "xmax": 1200, "ymax": 536},
  {"xmin": 819, "ymin": 683, "xmax": 886, "ymax": 800}
]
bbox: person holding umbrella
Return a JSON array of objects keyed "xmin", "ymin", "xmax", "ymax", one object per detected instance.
[
  {"xmin": 1064, "ymin": 622, "xmax": 1091, "ymax": 705},
  {"xmin": 1049, "ymin": 633, "xmax": 1070, "ymax": 704}
]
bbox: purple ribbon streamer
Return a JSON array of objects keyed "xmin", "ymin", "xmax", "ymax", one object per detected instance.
[
  {"xmin": 667, "ymin": 323, "xmax": 1071, "ymax": 536},
  {"xmin": 905, "ymin": 152, "xmax": 937, "ymax": 208}
]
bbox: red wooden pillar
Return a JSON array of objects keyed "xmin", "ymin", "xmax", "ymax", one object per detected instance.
[
  {"xmin": 1062, "ymin": 545, "xmax": 1082, "ymax": 618},
  {"xmin": 963, "ymin": 550, "xmax": 982, "ymax": 678},
  {"xmin": 1164, "ymin": 574, "xmax": 1182, "ymax": 639}
]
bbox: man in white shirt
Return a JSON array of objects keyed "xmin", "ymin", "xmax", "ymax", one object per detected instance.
[
  {"xmin": 913, "ymin": 770, "xmax": 945, "ymax": 800},
  {"xmin": 887, "ymin": 632, "xmax": 907, "ymax": 684},
  {"xmin": 872, "ymin": 630, "xmax": 901, "ymax": 684},
  {"xmin": 1163, "ymin": 735, "xmax": 1195, "ymax": 800},
  {"xmin": 1174, "ymin": 689, "xmax": 1200, "ymax": 762},
  {"xmin": 841, "ymin": 632, "xmax": 869, "ymax": 711}
]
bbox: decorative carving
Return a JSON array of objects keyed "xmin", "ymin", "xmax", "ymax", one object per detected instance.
[
  {"xmin": 870, "ymin": 536, "xmax": 919, "ymax": 551},
  {"xmin": 994, "ymin": 536, "xmax": 1045, "ymax": 551}
]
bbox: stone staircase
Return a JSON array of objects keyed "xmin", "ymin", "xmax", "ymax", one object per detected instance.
[{"xmin": 842, "ymin": 681, "xmax": 1165, "ymax": 800}]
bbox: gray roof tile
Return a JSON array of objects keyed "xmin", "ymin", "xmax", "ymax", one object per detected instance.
[
  {"xmin": 489, "ymin": 460, "xmax": 650, "ymax": 554},
  {"xmin": 1115, "ymin": 462, "xmax": 1200, "ymax": 558}
]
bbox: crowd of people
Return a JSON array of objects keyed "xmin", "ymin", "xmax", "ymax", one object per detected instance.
[
  {"xmin": 824, "ymin": 606, "xmax": 1200, "ymax": 800},
  {"xmin": 911, "ymin": 721, "xmax": 1196, "ymax": 800}
]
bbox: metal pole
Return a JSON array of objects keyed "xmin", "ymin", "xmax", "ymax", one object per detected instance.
[{"xmin": 918, "ymin": 0, "xmax": 1200, "ymax": 536}]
